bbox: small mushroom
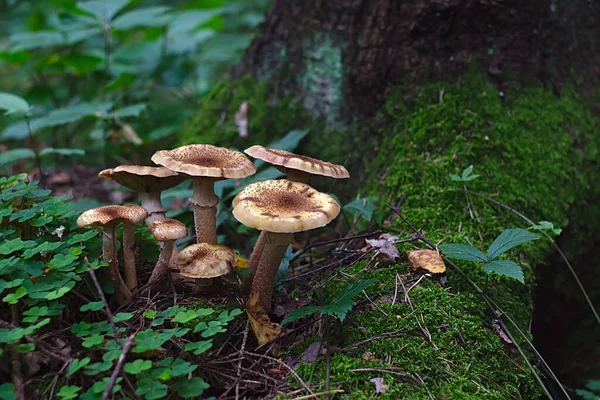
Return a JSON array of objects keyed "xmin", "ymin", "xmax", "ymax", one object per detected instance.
[
  {"xmin": 152, "ymin": 144, "xmax": 256, "ymax": 244},
  {"xmin": 172, "ymin": 243, "xmax": 236, "ymax": 291},
  {"xmin": 232, "ymin": 179, "xmax": 340, "ymax": 310},
  {"xmin": 147, "ymin": 218, "xmax": 188, "ymax": 285},
  {"xmin": 77, "ymin": 205, "xmax": 147, "ymax": 303},
  {"xmin": 243, "ymin": 146, "xmax": 350, "ymax": 290},
  {"xmin": 98, "ymin": 166, "xmax": 186, "ymax": 224}
]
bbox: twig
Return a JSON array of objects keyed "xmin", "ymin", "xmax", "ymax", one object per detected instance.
[
  {"xmin": 10, "ymin": 305, "xmax": 24, "ymax": 400},
  {"xmin": 465, "ymin": 189, "xmax": 600, "ymax": 325},
  {"xmin": 397, "ymin": 276, "xmax": 438, "ymax": 350},
  {"xmin": 392, "ymin": 272, "xmax": 400, "ymax": 306},
  {"xmin": 244, "ymin": 352, "xmax": 312, "ymax": 395},
  {"xmin": 362, "ymin": 290, "xmax": 388, "ymax": 317},
  {"xmin": 350, "ymin": 367, "xmax": 422, "ymax": 384},
  {"xmin": 342, "ymin": 329, "xmax": 406, "ymax": 352},
  {"xmin": 288, "ymin": 390, "xmax": 344, "ymax": 400},
  {"xmin": 86, "ymin": 259, "xmax": 123, "ymax": 349},
  {"xmin": 293, "ymin": 231, "xmax": 382, "ymax": 259},
  {"xmin": 101, "ymin": 334, "xmax": 135, "ymax": 400},
  {"xmin": 235, "ymin": 321, "xmax": 250, "ymax": 400}
]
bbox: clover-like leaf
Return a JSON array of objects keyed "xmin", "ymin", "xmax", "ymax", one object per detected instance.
[
  {"xmin": 57, "ymin": 385, "xmax": 80, "ymax": 400},
  {"xmin": 82, "ymin": 333, "xmax": 104, "ymax": 348},
  {"xmin": 124, "ymin": 359, "xmax": 153, "ymax": 375},
  {"xmin": 174, "ymin": 377, "xmax": 210, "ymax": 398},
  {"xmin": 184, "ymin": 340, "xmax": 212, "ymax": 355},
  {"xmin": 68, "ymin": 358, "xmax": 91, "ymax": 376},
  {"xmin": 80, "ymin": 301, "xmax": 104, "ymax": 312},
  {"xmin": 170, "ymin": 359, "xmax": 197, "ymax": 377}
]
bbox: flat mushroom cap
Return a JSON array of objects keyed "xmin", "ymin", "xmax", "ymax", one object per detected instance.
[
  {"xmin": 151, "ymin": 144, "xmax": 256, "ymax": 179},
  {"xmin": 173, "ymin": 243, "xmax": 236, "ymax": 278},
  {"xmin": 99, "ymin": 165, "xmax": 186, "ymax": 193},
  {"xmin": 232, "ymin": 179, "xmax": 340, "ymax": 233},
  {"xmin": 244, "ymin": 145, "xmax": 349, "ymax": 179},
  {"xmin": 77, "ymin": 204, "xmax": 148, "ymax": 228},
  {"xmin": 148, "ymin": 218, "xmax": 188, "ymax": 241}
]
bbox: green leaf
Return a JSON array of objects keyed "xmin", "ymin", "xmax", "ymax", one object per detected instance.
[
  {"xmin": 57, "ymin": 385, "xmax": 80, "ymax": 400},
  {"xmin": 105, "ymin": 103, "xmax": 147, "ymax": 118},
  {"xmin": 282, "ymin": 280, "xmax": 374, "ymax": 325},
  {"xmin": 170, "ymin": 359, "xmax": 197, "ymax": 377},
  {"xmin": 82, "ymin": 334, "xmax": 105, "ymax": 348},
  {"xmin": 39, "ymin": 148, "xmax": 85, "ymax": 157},
  {"xmin": 61, "ymin": 53, "xmax": 103, "ymax": 75},
  {"xmin": 482, "ymin": 260, "xmax": 524, "ymax": 284},
  {"xmin": 585, "ymin": 380, "xmax": 600, "ymax": 392},
  {"xmin": 174, "ymin": 377, "xmax": 210, "ymax": 398},
  {"xmin": 0, "ymin": 93, "xmax": 30, "ymax": 115},
  {"xmin": 438, "ymin": 243, "xmax": 488, "ymax": 262},
  {"xmin": 486, "ymin": 228, "xmax": 539, "ymax": 260},
  {"xmin": 0, "ymin": 149, "xmax": 35, "ymax": 164},
  {"xmin": 0, "ymin": 383, "xmax": 16, "ymax": 400},
  {"xmin": 3, "ymin": 287, "xmax": 27, "ymax": 304},
  {"xmin": 133, "ymin": 330, "xmax": 174, "ymax": 353},
  {"xmin": 78, "ymin": 0, "xmax": 132, "ymax": 22},
  {"xmin": 134, "ymin": 378, "xmax": 168, "ymax": 400},
  {"xmin": 43, "ymin": 280, "xmax": 76, "ymax": 300},
  {"xmin": 14, "ymin": 343, "xmax": 35, "ymax": 353},
  {"xmin": 461, "ymin": 165, "xmax": 480, "ymax": 181},
  {"xmin": 529, "ymin": 220, "xmax": 562, "ymax": 236},
  {"xmin": 343, "ymin": 197, "xmax": 377, "ymax": 222},
  {"xmin": 68, "ymin": 357, "xmax": 91, "ymax": 376},
  {"xmin": 201, "ymin": 324, "xmax": 226, "ymax": 338},
  {"xmin": 33, "ymin": 102, "xmax": 113, "ymax": 130},
  {"xmin": 113, "ymin": 312, "xmax": 134, "ymax": 322},
  {"xmin": 184, "ymin": 340, "xmax": 212, "ymax": 355},
  {"xmin": 172, "ymin": 310, "xmax": 200, "ymax": 324},
  {"xmin": 124, "ymin": 359, "xmax": 152, "ymax": 375},
  {"xmin": 143, "ymin": 309, "xmax": 157, "ymax": 319},
  {"xmin": 80, "ymin": 301, "xmax": 104, "ymax": 312},
  {"xmin": 112, "ymin": 6, "xmax": 171, "ymax": 30}
]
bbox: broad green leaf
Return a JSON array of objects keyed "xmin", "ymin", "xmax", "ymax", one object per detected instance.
[
  {"xmin": 343, "ymin": 197, "xmax": 377, "ymax": 222},
  {"xmin": 39, "ymin": 148, "xmax": 85, "ymax": 157},
  {"xmin": 61, "ymin": 53, "xmax": 103, "ymax": 75},
  {"xmin": 124, "ymin": 359, "xmax": 152, "ymax": 375},
  {"xmin": 83, "ymin": 361, "xmax": 113, "ymax": 376},
  {"xmin": 487, "ymin": 228, "xmax": 539, "ymax": 260},
  {"xmin": 530, "ymin": 220, "xmax": 562, "ymax": 235},
  {"xmin": 438, "ymin": 244, "xmax": 488, "ymax": 262},
  {"xmin": 33, "ymin": 102, "xmax": 113, "ymax": 130},
  {"xmin": 482, "ymin": 260, "xmax": 524, "ymax": 284},
  {"xmin": 174, "ymin": 377, "xmax": 209, "ymax": 398},
  {"xmin": 269, "ymin": 129, "xmax": 310, "ymax": 151},
  {"xmin": 43, "ymin": 280, "xmax": 76, "ymax": 300},
  {"xmin": 0, "ymin": 383, "xmax": 16, "ymax": 400},
  {"xmin": 172, "ymin": 310, "xmax": 200, "ymax": 324},
  {"xmin": 282, "ymin": 280, "xmax": 374, "ymax": 325},
  {"xmin": 585, "ymin": 380, "xmax": 600, "ymax": 392},
  {"xmin": 112, "ymin": 6, "xmax": 171, "ymax": 30},
  {"xmin": 133, "ymin": 330, "xmax": 174, "ymax": 353},
  {"xmin": 57, "ymin": 385, "xmax": 80, "ymax": 400},
  {"xmin": 68, "ymin": 358, "xmax": 91, "ymax": 375},
  {"xmin": 168, "ymin": 9, "xmax": 223, "ymax": 34},
  {"xmin": 105, "ymin": 103, "xmax": 146, "ymax": 118},
  {"xmin": 0, "ymin": 149, "xmax": 35, "ymax": 164},
  {"xmin": 113, "ymin": 312, "xmax": 134, "ymax": 322},
  {"xmin": 0, "ymin": 93, "xmax": 30, "ymax": 115},
  {"xmin": 80, "ymin": 301, "xmax": 104, "ymax": 312},
  {"xmin": 78, "ymin": 0, "xmax": 132, "ymax": 22}
]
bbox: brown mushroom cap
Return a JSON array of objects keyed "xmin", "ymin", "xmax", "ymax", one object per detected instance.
[
  {"xmin": 148, "ymin": 218, "xmax": 188, "ymax": 241},
  {"xmin": 173, "ymin": 243, "xmax": 236, "ymax": 278},
  {"xmin": 151, "ymin": 144, "xmax": 256, "ymax": 179},
  {"xmin": 77, "ymin": 204, "xmax": 148, "ymax": 228},
  {"xmin": 244, "ymin": 145, "xmax": 349, "ymax": 179},
  {"xmin": 99, "ymin": 165, "xmax": 186, "ymax": 193},
  {"xmin": 232, "ymin": 179, "xmax": 340, "ymax": 233}
]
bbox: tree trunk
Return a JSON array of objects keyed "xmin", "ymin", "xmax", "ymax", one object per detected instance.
[{"xmin": 236, "ymin": 0, "xmax": 599, "ymax": 120}]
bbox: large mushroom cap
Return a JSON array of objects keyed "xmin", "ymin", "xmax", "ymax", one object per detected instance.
[
  {"xmin": 151, "ymin": 144, "xmax": 256, "ymax": 179},
  {"xmin": 244, "ymin": 145, "xmax": 349, "ymax": 179},
  {"xmin": 148, "ymin": 218, "xmax": 188, "ymax": 241},
  {"xmin": 99, "ymin": 165, "xmax": 186, "ymax": 193},
  {"xmin": 173, "ymin": 243, "xmax": 236, "ymax": 278},
  {"xmin": 77, "ymin": 204, "xmax": 148, "ymax": 228},
  {"xmin": 232, "ymin": 179, "xmax": 340, "ymax": 233}
]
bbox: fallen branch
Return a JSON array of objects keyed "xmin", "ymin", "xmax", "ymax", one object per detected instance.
[{"xmin": 101, "ymin": 334, "xmax": 135, "ymax": 400}]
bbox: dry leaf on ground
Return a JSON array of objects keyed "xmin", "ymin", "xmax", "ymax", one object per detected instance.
[
  {"xmin": 246, "ymin": 292, "xmax": 281, "ymax": 346},
  {"xmin": 366, "ymin": 234, "xmax": 400, "ymax": 264},
  {"xmin": 370, "ymin": 377, "xmax": 390, "ymax": 393},
  {"xmin": 406, "ymin": 249, "xmax": 446, "ymax": 273}
]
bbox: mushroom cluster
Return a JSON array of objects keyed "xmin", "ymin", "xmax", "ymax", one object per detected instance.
[{"xmin": 79, "ymin": 143, "xmax": 349, "ymax": 330}]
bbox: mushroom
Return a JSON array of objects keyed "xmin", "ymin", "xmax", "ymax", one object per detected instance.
[
  {"xmin": 172, "ymin": 243, "xmax": 236, "ymax": 291},
  {"xmin": 98, "ymin": 165, "xmax": 186, "ymax": 225},
  {"xmin": 147, "ymin": 218, "xmax": 188, "ymax": 285},
  {"xmin": 243, "ymin": 146, "xmax": 350, "ymax": 288},
  {"xmin": 151, "ymin": 144, "xmax": 256, "ymax": 244},
  {"xmin": 77, "ymin": 205, "xmax": 148, "ymax": 303},
  {"xmin": 232, "ymin": 179, "xmax": 340, "ymax": 310}
]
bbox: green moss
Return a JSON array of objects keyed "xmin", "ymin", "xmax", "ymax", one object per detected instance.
[{"xmin": 285, "ymin": 73, "xmax": 598, "ymax": 398}]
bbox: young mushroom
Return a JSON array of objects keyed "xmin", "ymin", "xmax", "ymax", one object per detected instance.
[
  {"xmin": 98, "ymin": 166, "xmax": 186, "ymax": 225},
  {"xmin": 77, "ymin": 205, "xmax": 148, "ymax": 303},
  {"xmin": 151, "ymin": 144, "xmax": 256, "ymax": 244},
  {"xmin": 147, "ymin": 218, "xmax": 188, "ymax": 285},
  {"xmin": 243, "ymin": 146, "xmax": 350, "ymax": 290},
  {"xmin": 232, "ymin": 179, "xmax": 340, "ymax": 311},
  {"xmin": 172, "ymin": 243, "xmax": 236, "ymax": 291}
]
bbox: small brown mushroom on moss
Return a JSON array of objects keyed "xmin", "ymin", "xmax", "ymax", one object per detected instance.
[
  {"xmin": 147, "ymin": 218, "xmax": 188, "ymax": 285},
  {"xmin": 232, "ymin": 179, "xmax": 340, "ymax": 311},
  {"xmin": 152, "ymin": 145, "xmax": 256, "ymax": 244},
  {"xmin": 77, "ymin": 205, "xmax": 147, "ymax": 303}
]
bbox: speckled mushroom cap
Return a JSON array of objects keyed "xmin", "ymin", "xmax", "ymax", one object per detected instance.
[
  {"xmin": 244, "ymin": 145, "xmax": 349, "ymax": 179},
  {"xmin": 99, "ymin": 166, "xmax": 186, "ymax": 193},
  {"xmin": 148, "ymin": 218, "xmax": 188, "ymax": 241},
  {"xmin": 151, "ymin": 144, "xmax": 256, "ymax": 179},
  {"xmin": 232, "ymin": 179, "xmax": 340, "ymax": 233},
  {"xmin": 77, "ymin": 204, "xmax": 148, "ymax": 228},
  {"xmin": 173, "ymin": 243, "xmax": 236, "ymax": 278}
]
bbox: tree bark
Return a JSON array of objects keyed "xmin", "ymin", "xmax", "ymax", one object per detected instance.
[{"xmin": 237, "ymin": 0, "xmax": 600, "ymax": 119}]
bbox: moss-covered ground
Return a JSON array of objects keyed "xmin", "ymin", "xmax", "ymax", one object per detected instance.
[{"xmin": 181, "ymin": 71, "xmax": 599, "ymax": 398}]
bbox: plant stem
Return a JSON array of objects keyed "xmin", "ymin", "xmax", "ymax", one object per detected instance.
[{"xmin": 24, "ymin": 114, "xmax": 43, "ymax": 185}]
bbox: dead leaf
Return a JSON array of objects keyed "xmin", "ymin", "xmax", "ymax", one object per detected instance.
[
  {"xmin": 235, "ymin": 101, "xmax": 248, "ymax": 138},
  {"xmin": 362, "ymin": 351, "xmax": 378, "ymax": 362},
  {"xmin": 246, "ymin": 292, "xmax": 281, "ymax": 346},
  {"xmin": 236, "ymin": 255, "xmax": 248, "ymax": 269},
  {"xmin": 300, "ymin": 341, "xmax": 322, "ymax": 363},
  {"xmin": 366, "ymin": 236, "xmax": 400, "ymax": 264},
  {"xmin": 406, "ymin": 249, "xmax": 446, "ymax": 273},
  {"xmin": 370, "ymin": 377, "xmax": 389, "ymax": 394},
  {"xmin": 491, "ymin": 321, "xmax": 514, "ymax": 346}
]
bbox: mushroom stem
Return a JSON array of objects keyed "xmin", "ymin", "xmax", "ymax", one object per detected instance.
[
  {"xmin": 283, "ymin": 169, "xmax": 310, "ymax": 183},
  {"xmin": 244, "ymin": 232, "xmax": 267, "ymax": 295},
  {"xmin": 189, "ymin": 178, "xmax": 219, "ymax": 244},
  {"xmin": 148, "ymin": 240, "xmax": 174, "ymax": 285},
  {"xmin": 139, "ymin": 192, "xmax": 166, "ymax": 225},
  {"xmin": 249, "ymin": 231, "xmax": 294, "ymax": 311},
  {"xmin": 122, "ymin": 222, "xmax": 138, "ymax": 291},
  {"xmin": 103, "ymin": 223, "xmax": 131, "ymax": 303}
]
